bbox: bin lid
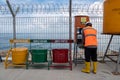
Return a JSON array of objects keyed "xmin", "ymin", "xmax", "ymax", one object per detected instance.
[{"xmin": 12, "ymin": 47, "xmax": 28, "ymax": 51}]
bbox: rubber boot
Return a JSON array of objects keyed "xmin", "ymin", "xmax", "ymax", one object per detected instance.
[
  {"xmin": 81, "ymin": 62, "xmax": 90, "ymax": 73},
  {"xmin": 93, "ymin": 62, "xmax": 97, "ymax": 74}
]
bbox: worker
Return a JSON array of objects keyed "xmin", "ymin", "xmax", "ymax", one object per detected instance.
[{"xmin": 81, "ymin": 22, "xmax": 98, "ymax": 74}]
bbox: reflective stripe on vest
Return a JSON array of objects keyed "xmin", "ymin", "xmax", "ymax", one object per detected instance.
[
  {"xmin": 83, "ymin": 27, "xmax": 97, "ymax": 47},
  {"xmin": 85, "ymin": 34, "xmax": 96, "ymax": 37}
]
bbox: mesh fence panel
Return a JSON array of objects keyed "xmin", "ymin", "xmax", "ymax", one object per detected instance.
[{"xmin": 0, "ymin": 0, "xmax": 120, "ymax": 57}]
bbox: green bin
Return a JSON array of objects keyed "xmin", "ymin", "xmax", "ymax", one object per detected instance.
[{"xmin": 31, "ymin": 49, "xmax": 48, "ymax": 63}]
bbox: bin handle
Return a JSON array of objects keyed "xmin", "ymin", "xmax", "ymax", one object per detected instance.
[{"xmin": 4, "ymin": 49, "xmax": 12, "ymax": 68}]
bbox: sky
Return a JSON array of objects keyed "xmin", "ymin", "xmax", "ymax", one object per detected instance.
[{"xmin": 0, "ymin": 0, "xmax": 103, "ymax": 4}]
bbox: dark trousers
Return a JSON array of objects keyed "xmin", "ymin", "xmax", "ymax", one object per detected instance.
[{"xmin": 84, "ymin": 47, "xmax": 97, "ymax": 62}]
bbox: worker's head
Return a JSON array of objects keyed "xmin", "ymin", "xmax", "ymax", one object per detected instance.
[{"xmin": 85, "ymin": 22, "xmax": 92, "ymax": 27}]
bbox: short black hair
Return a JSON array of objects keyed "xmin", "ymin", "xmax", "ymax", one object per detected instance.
[{"xmin": 85, "ymin": 22, "xmax": 92, "ymax": 27}]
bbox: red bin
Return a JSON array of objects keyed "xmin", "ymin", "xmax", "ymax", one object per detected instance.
[{"xmin": 52, "ymin": 49, "xmax": 68, "ymax": 63}]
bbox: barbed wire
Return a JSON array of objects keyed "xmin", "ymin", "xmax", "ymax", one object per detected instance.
[{"xmin": 0, "ymin": 3, "xmax": 103, "ymax": 15}]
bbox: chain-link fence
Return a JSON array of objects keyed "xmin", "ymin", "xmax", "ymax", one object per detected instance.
[{"xmin": 0, "ymin": 0, "xmax": 120, "ymax": 57}]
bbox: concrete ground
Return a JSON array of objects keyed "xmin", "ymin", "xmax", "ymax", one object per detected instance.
[{"xmin": 0, "ymin": 61, "xmax": 120, "ymax": 80}]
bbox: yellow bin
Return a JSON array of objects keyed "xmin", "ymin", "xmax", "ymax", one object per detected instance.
[{"xmin": 12, "ymin": 47, "xmax": 28, "ymax": 64}]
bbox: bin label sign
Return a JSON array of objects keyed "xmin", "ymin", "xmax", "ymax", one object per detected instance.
[
  {"xmin": 52, "ymin": 39, "xmax": 73, "ymax": 43},
  {"xmin": 55, "ymin": 40, "xmax": 68, "ymax": 43},
  {"xmin": 50, "ymin": 40, "xmax": 73, "ymax": 43},
  {"xmin": 10, "ymin": 39, "xmax": 30, "ymax": 43},
  {"xmin": 30, "ymin": 39, "xmax": 49, "ymax": 43}
]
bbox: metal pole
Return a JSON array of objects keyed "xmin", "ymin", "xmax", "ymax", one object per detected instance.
[
  {"xmin": 6, "ymin": 0, "xmax": 19, "ymax": 47},
  {"xmin": 69, "ymin": 0, "xmax": 72, "ymax": 70},
  {"xmin": 112, "ymin": 47, "xmax": 120, "ymax": 75},
  {"xmin": 13, "ymin": 18, "xmax": 16, "ymax": 47},
  {"xmin": 102, "ymin": 35, "xmax": 113, "ymax": 62},
  {"xmin": 6, "ymin": 0, "xmax": 15, "ymax": 17},
  {"xmin": 0, "ymin": 56, "xmax": 2, "ymax": 62}
]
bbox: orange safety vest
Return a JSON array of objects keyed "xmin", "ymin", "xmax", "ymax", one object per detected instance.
[{"xmin": 83, "ymin": 26, "xmax": 97, "ymax": 47}]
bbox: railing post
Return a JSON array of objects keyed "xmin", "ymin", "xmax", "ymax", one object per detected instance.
[
  {"xmin": 6, "ymin": 0, "xmax": 19, "ymax": 47},
  {"xmin": 112, "ymin": 47, "xmax": 120, "ymax": 75},
  {"xmin": 69, "ymin": 0, "xmax": 72, "ymax": 70}
]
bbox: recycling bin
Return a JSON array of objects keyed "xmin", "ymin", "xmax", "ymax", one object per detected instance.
[
  {"xmin": 31, "ymin": 49, "xmax": 48, "ymax": 62},
  {"xmin": 12, "ymin": 47, "xmax": 28, "ymax": 64},
  {"xmin": 52, "ymin": 49, "xmax": 68, "ymax": 63}
]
